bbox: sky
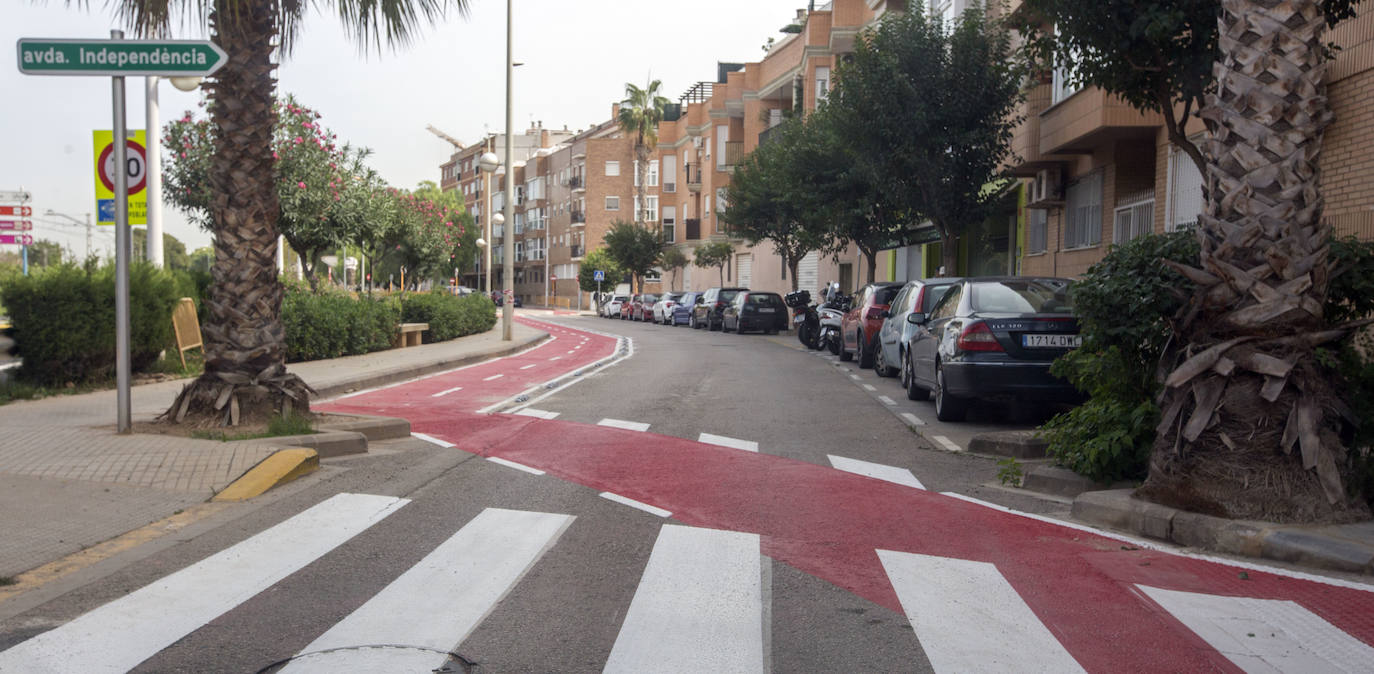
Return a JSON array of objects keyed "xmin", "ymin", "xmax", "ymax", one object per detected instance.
[{"xmin": 2, "ymin": 0, "xmax": 804, "ymax": 260}]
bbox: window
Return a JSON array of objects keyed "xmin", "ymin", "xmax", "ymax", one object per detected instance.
[
  {"xmin": 1167, "ymin": 145, "xmax": 1204, "ymax": 231},
  {"xmin": 663, "ymin": 156, "xmax": 676, "ymax": 192},
  {"xmin": 648, "ymin": 160, "xmax": 659, "ymax": 187},
  {"xmin": 715, "ymin": 126, "xmax": 729, "ymax": 170},
  {"xmin": 1114, "ymin": 196, "xmax": 1155, "ymax": 244},
  {"xmin": 931, "ymin": 284, "xmax": 962, "ymax": 320},
  {"xmin": 1027, "ymin": 208, "xmax": 1048, "ymax": 254},
  {"xmin": 815, "ymin": 66, "xmax": 830, "ymax": 105},
  {"xmin": 1064, "ymin": 171, "xmax": 1102, "ymax": 249},
  {"xmin": 662, "ymin": 206, "xmax": 676, "ymax": 243},
  {"xmin": 641, "ymin": 195, "xmax": 659, "ymax": 222},
  {"xmin": 605, "ymin": 196, "xmax": 620, "ymax": 210},
  {"xmin": 605, "ymin": 160, "xmax": 620, "ymax": 177},
  {"xmin": 1051, "ymin": 26, "xmax": 1082, "ymax": 104},
  {"xmin": 633, "ymin": 161, "xmax": 640, "ymax": 187}
]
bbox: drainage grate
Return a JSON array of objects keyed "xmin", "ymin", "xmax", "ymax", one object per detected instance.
[{"xmin": 255, "ymin": 644, "xmax": 481, "ymax": 673}]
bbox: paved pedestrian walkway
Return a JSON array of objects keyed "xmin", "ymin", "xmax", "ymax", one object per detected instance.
[{"xmin": 0, "ymin": 320, "xmax": 547, "ymax": 580}]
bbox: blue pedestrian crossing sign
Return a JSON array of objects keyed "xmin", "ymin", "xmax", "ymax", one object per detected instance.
[{"xmin": 594, "ymin": 270, "xmax": 605, "ymax": 282}]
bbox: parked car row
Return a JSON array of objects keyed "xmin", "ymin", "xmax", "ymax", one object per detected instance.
[{"xmin": 599, "ymin": 287, "xmax": 789, "ymax": 334}]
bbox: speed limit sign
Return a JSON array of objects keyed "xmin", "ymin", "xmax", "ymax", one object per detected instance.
[
  {"xmin": 98, "ymin": 138, "xmax": 147, "ymax": 194},
  {"xmin": 93, "ymin": 129, "xmax": 148, "ymax": 225}
]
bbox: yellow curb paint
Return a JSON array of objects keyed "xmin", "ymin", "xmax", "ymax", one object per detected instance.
[
  {"xmin": 0, "ymin": 502, "xmax": 233, "ymax": 602},
  {"xmin": 213, "ymin": 448, "xmax": 319, "ymax": 502}
]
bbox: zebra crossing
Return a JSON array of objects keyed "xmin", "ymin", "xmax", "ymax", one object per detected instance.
[{"xmin": 4, "ymin": 490, "xmax": 1370, "ymax": 672}]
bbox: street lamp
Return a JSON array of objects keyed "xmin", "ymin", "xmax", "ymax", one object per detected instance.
[
  {"xmin": 45, "ymin": 210, "xmax": 93, "ymax": 260},
  {"xmin": 501, "ymin": 0, "xmax": 515, "ymax": 341},
  {"xmin": 478, "ymin": 150, "xmax": 501, "ymax": 293},
  {"xmin": 145, "ymin": 74, "xmax": 202, "ymax": 268}
]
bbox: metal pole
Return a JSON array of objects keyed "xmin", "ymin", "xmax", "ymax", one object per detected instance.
[
  {"xmin": 145, "ymin": 76, "xmax": 163, "ymax": 267},
  {"xmin": 21, "ymin": 245, "xmax": 28, "ymax": 276},
  {"xmin": 112, "ymin": 30, "xmax": 132, "ymax": 434},
  {"xmin": 502, "ymin": 0, "xmax": 515, "ymax": 340},
  {"xmin": 85, "ymin": 212, "xmax": 92, "ymax": 260},
  {"xmin": 484, "ymin": 168, "xmax": 492, "ymax": 293}
]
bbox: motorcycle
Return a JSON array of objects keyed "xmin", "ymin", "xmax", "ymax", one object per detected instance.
[
  {"xmin": 815, "ymin": 283, "xmax": 850, "ymax": 356},
  {"xmin": 784, "ymin": 290, "xmax": 819, "ymax": 349}
]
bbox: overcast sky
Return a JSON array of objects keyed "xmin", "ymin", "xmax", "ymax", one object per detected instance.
[{"xmin": 2, "ymin": 0, "xmax": 803, "ymax": 259}]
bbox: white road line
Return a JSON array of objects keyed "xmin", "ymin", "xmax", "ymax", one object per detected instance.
[
  {"xmin": 575, "ymin": 345, "xmax": 583, "ymax": 349},
  {"xmin": 520, "ymin": 364, "xmax": 537, "ymax": 370},
  {"xmin": 598, "ymin": 418, "xmax": 651, "ymax": 432},
  {"xmin": 482, "ymin": 374, "xmax": 504, "ymax": 382},
  {"xmin": 599, "ymin": 492, "xmax": 672, "ymax": 517},
  {"xmin": 861, "ymin": 384, "xmax": 877, "ymax": 391},
  {"xmin": 486, "ymin": 457, "xmax": 545, "ymax": 475},
  {"xmin": 849, "ymin": 374, "xmax": 862, "ymax": 380},
  {"xmin": 1137, "ymin": 585, "xmax": 1374, "ymax": 672},
  {"xmin": 550, "ymin": 356, "xmax": 562, "ymax": 361},
  {"xmin": 513, "ymin": 408, "xmax": 561, "ymax": 420},
  {"xmin": 697, "ymin": 432, "xmax": 759, "ymax": 453},
  {"xmin": 431, "ymin": 386, "xmax": 464, "ymax": 398},
  {"xmin": 933, "ymin": 435, "xmax": 962, "ymax": 452},
  {"xmin": 877, "ymin": 395, "xmax": 897, "ymax": 406},
  {"xmin": 0, "ymin": 494, "xmax": 408, "ymax": 673},
  {"xmin": 827, "ymin": 455, "xmax": 925, "ymax": 490},
  {"xmin": 567, "ymin": 349, "xmax": 576, "ymax": 354},
  {"xmin": 280, "ymin": 509, "xmax": 574, "ymax": 673},
  {"xmin": 605, "ymin": 525, "xmax": 765, "ymax": 673},
  {"xmin": 878, "ymin": 550, "xmax": 1086, "ymax": 673},
  {"xmin": 411, "ymin": 432, "xmax": 454, "ymax": 448},
  {"xmin": 901, "ymin": 412, "xmax": 925, "ymax": 426}
]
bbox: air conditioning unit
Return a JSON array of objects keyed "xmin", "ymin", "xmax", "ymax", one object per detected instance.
[{"xmin": 1028, "ymin": 168, "xmax": 1063, "ymax": 207}]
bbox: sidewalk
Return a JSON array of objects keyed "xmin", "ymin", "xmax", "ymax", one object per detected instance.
[{"xmin": 0, "ymin": 321, "xmax": 547, "ymax": 581}]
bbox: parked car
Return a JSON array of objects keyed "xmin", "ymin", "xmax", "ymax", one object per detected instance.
[
  {"xmin": 488, "ymin": 291, "xmax": 523, "ymax": 308},
  {"xmin": 722, "ymin": 291, "xmax": 788, "ymax": 334},
  {"xmin": 633, "ymin": 293, "xmax": 659, "ymax": 321},
  {"xmin": 652, "ymin": 292, "xmax": 684, "ymax": 325},
  {"xmin": 619, "ymin": 295, "xmax": 639, "ymax": 320},
  {"xmin": 905, "ymin": 276, "xmax": 1081, "ymax": 421},
  {"xmin": 671, "ymin": 292, "xmax": 702, "ymax": 326},
  {"xmin": 875, "ymin": 278, "xmax": 960, "ymax": 385},
  {"xmin": 602, "ymin": 295, "xmax": 629, "ymax": 318},
  {"xmin": 839, "ymin": 282, "xmax": 904, "ymax": 367},
  {"xmin": 691, "ymin": 287, "xmax": 748, "ymax": 331}
]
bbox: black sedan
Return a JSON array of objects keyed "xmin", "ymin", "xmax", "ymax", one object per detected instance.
[
  {"xmin": 904, "ymin": 277, "xmax": 1081, "ymax": 421},
  {"xmin": 722, "ymin": 291, "xmax": 787, "ymax": 334}
]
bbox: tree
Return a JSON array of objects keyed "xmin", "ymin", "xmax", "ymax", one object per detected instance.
[
  {"xmin": 27, "ymin": 239, "xmax": 64, "ymax": 268},
  {"xmin": 189, "ymin": 246, "xmax": 214, "ymax": 274},
  {"xmin": 658, "ymin": 247, "xmax": 689, "ymax": 292},
  {"xmin": 578, "ymin": 247, "xmax": 626, "ymax": 304},
  {"xmin": 694, "ymin": 241, "xmax": 735, "ymax": 286},
  {"xmin": 1019, "ymin": 0, "xmax": 1364, "ymax": 175},
  {"xmin": 617, "ymin": 79, "xmax": 669, "ymax": 230},
  {"xmin": 1141, "ymin": 0, "xmax": 1371, "ymax": 523},
  {"xmin": 118, "ymin": 0, "xmax": 469, "ymax": 426},
  {"xmin": 131, "ymin": 230, "xmax": 189, "ymax": 270},
  {"xmin": 603, "ymin": 220, "xmax": 662, "ymax": 294},
  {"xmin": 827, "ymin": 6, "xmax": 1022, "ymax": 277}
]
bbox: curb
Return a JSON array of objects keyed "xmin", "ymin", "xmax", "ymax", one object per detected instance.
[
  {"xmin": 494, "ymin": 330, "xmax": 632, "ymax": 415},
  {"xmin": 967, "ymin": 430, "xmax": 1048, "ymax": 459},
  {"xmin": 309, "ymin": 331, "xmax": 548, "ymax": 400},
  {"xmin": 1022, "ymin": 465, "xmax": 1132, "ymax": 499},
  {"xmin": 1071, "ymin": 489, "xmax": 1374, "ymax": 575},
  {"xmin": 318, "ymin": 413, "xmax": 411, "ymax": 441},
  {"xmin": 212, "ymin": 448, "xmax": 319, "ymax": 502},
  {"xmin": 271, "ymin": 430, "xmax": 368, "ymax": 459}
]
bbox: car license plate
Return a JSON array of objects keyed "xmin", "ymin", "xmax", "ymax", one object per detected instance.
[
  {"xmin": 759, "ymin": 308, "xmax": 775, "ymax": 313},
  {"xmin": 793, "ymin": 314, "xmax": 805, "ymax": 324},
  {"xmin": 1023, "ymin": 334, "xmax": 1081, "ymax": 348}
]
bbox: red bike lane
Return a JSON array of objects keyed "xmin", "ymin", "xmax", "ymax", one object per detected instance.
[{"xmin": 322, "ymin": 318, "xmax": 1374, "ymax": 672}]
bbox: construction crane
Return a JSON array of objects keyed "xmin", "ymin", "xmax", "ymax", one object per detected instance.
[{"xmin": 426, "ymin": 124, "xmax": 464, "ymax": 150}]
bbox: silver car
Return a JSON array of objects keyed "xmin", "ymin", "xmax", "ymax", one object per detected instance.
[
  {"xmin": 652, "ymin": 292, "xmax": 685, "ymax": 325},
  {"xmin": 601, "ymin": 295, "xmax": 630, "ymax": 318},
  {"xmin": 875, "ymin": 278, "xmax": 960, "ymax": 388}
]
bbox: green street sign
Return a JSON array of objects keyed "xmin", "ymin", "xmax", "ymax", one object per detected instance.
[{"xmin": 17, "ymin": 38, "xmax": 227, "ymax": 77}]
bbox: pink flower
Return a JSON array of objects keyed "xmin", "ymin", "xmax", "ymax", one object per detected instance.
[
  {"xmin": 272, "ymin": 151, "xmax": 279, "ymax": 160},
  {"xmin": 395, "ymin": 245, "xmax": 402, "ymax": 250},
  {"xmin": 293, "ymin": 137, "xmax": 303, "ymax": 145},
  {"xmin": 179, "ymin": 152, "xmax": 186, "ymax": 158},
  {"xmin": 298, "ymin": 181, "xmax": 307, "ymax": 189}
]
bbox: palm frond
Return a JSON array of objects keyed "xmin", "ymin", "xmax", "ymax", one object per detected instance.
[{"xmin": 322, "ymin": 0, "xmax": 469, "ymax": 55}]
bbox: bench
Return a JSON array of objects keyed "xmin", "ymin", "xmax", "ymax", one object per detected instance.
[{"xmin": 394, "ymin": 322, "xmax": 429, "ymax": 348}]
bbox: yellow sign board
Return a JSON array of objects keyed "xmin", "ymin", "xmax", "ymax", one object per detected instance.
[{"xmin": 93, "ymin": 129, "xmax": 148, "ymax": 225}]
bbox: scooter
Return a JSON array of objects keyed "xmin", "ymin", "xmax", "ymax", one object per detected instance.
[
  {"xmin": 785, "ymin": 290, "xmax": 819, "ymax": 349},
  {"xmin": 815, "ymin": 283, "xmax": 849, "ymax": 356}
]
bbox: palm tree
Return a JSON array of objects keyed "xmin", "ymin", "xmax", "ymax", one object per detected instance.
[
  {"xmin": 617, "ymin": 79, "xmax": 670, "ymax": 232},
  {"xmin": 1141, "ymin": 0, "xmax": 1370, "ymax": 523},
  {"xmin": 112, "ymin": 0, "xmax": 468, "ymax": 425}
]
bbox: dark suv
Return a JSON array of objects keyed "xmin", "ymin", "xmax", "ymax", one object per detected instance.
[{"xmin": 691, "ymin": 287, "xmax": 748, "ymax": 331}]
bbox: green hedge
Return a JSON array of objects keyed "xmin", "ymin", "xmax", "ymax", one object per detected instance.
[
  {"xmin": 400, "ymin": 291, "xmax": 496, "ymax": 343},
  {"xmin": 282, "ymin": 288, "xmax": 400, "ymax": 362},
  {"xmin": 0, "ymin": 262, "xmax": 179, "ymax": 386}
]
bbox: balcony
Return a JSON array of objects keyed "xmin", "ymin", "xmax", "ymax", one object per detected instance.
[
  {"xmin": 570, "ymin": 245, "xmax": 585, "ymax": 259},
  {"xmin": 684, "ymin": 218, "xmax": 701, "ymax": 240},
  {"xmin": 722, "ymin": 141, "xmax": 744, "ymax": 168},
  {"xmin": 685, "ymin": 165, "xmax": 702, "ymax": 193},
  {"xmin": 1039, "ymin": 87, "xmax": 1163, "ymax": 156},
  {"xmin": 569, "ymin": 175, "xmax": 585, "ymax": 192},
  {"xmin": 570, "ymin": 209, "xmax": 586, "ymax": 225}
]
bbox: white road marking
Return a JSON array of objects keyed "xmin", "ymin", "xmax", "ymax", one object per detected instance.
[
  {"xmin": 933, "ymin": 435, "xmax": 962, "ymax": 452},
  {"xmin": 0, "ymin": 494, "xmax": 408, "ymax": 673},
  {"xmin": 567, "ymin": 349, "xmax": 576, "ymax": 354},
  {"xmin": 486, "ymin": 457, "xmax": 545, "ymax": 475},
  {"xmin": 520, "ymin": 364, "xmax": 537, "ymax": 370},
  {"xmin": 598, "ymin": 418, "xmax": 651, "ymax": 432},
  {"xmin": 1138, "ymin": 585, "xmax": 1374, "ymax": 673},
  {"xmin": 599, "ymin": 492, "xmax": 672, "ymax": 517},
  {"xmin": 550, "ymin": 356, "xmax": 562, "ymax": 361},
  {"xmin": 901, "ymin": 412, "xmax": 925, "ymax": 426},
  {"xmin": 849, "ymin": 374, "xmax": 862, "ymax": 380},
  {"xmin": 411, "ymin": 432, "xmax": 454, "ymax": 448},
  {"xmin": 878, "ymin": 396, "xmax": 897, "ymax": 406},
  {"xmin": 431, "ymin": 386, "xmax": 464, "ymax": 398},
  {"xmin": 605, "ymin": 525, "xmax": 765, "ymax": 673},
  {"xmin": 878, "ymin": 550, "xmax": 1086, "ymax": 673},
  {"xmin": 513, "ymin": 408, "xmax": 560, "ymax": 420},
  {"xmin": 862, "ymin": 384, "xmax": 877, "ymax": 391},
  {"xmin": 827, "ymin": 455, "xmax": 924, "ymax": 490},
  {"xmin": 280, "ymin": 509, "xmax": 574, "ymax": 673},
  {"xmin": 575, "ymin": 345, "xmax": 583, "ymax": 349},
  {"xmin": 697, "ymin": 432, "xmax": 759, "ymax": 453},
  {"xmin": 482, "ymin": 374, "xmax": 504, "ymax": 382}
]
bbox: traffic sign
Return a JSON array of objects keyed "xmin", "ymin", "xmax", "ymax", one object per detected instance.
[
  {"xmin": 594, "ymin": 270, "xmax": 605, "ymax": 282},
  {"xmin": 94, "ymin": 129, "xmax": 147, "ymax": 225},
  {"xmin": 0, "ymin": 234, "xmax": 33, "ymax": 246},
  {"xmin": 17, "ymin": 38, "xmax": 227, "ymax": 77},
  {"xmin": 0, "ymin": 220, "xmax": 33, "ymax": 231},
  {"xmin": 0, "ymin": 191, "xmax": 30, "ymax": 203},
  {"xmin": 0, "ymin": 205, "xmax": 32, "ymax": 217}
]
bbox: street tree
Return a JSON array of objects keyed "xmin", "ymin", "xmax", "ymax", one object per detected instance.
[
  {"xmin": 827, "ymin": 6, "xmax": 1021, "ymax": 277},
  {"xmin": 1142, "ymin": 0, "xmax": 1371, "ymax": 523},
  {"xmin": 132, "ymin": 230, "xmax": 190, "ymax": 270},
  {"xmin": 603, "ymin": 220, "xmax": 662, "ymax": 294},
  {"xmin": 26, "ymin": 239, "xmax": 64, "ymax": 268},
  {"xmin": 657, "ymin": 247, "xmax": 689, "ymax": 292},
  {"xmin": 694, "ymin": 241, "xmax": 735, "ymax": 286},
  {"xmin": 578, "ymin": 247, "xmax": 625, "ymax": 303},
  {"xmin": 189, "ymin": 246, "xmax": 214, "ymax": 274},
  {"xmin": 116, "ymin": 0, "xmax": 470, "ymax": 426},
  {"xmin": 617, "ymin": 79, "xmax": 669, "ymax": 229}
]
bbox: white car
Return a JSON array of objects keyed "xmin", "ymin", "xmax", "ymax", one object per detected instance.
[
  {"xmin": 601, "ymin": 295, "xmax": 630, "ymax": 318},
  {"xmin": 652, "ymin": 292, "xmax": 684, "ymax": 325}
]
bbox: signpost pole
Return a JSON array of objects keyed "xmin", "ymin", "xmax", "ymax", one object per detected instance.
[{"xmin": 111, "ymin": 29, "xmax": 132, "ymax": 434}]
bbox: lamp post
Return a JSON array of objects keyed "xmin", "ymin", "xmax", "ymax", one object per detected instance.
[
  {"xmin": 501, "ymin": 0, "xmax": 515, "ymax": 341},
  {"xmin": 45, "ymin": 210, "xmax": 93, "ymax": 260},
  {"xmin": 478, "ymin": 150, "xmax": 501, "ymax": 293},
  {"xmin": 490, "ymin": 212, "xmax": 504, "ymax": 295},
  {"xmin": 144, "ymin": 74, "xmax": 201, "ymax": 268}
]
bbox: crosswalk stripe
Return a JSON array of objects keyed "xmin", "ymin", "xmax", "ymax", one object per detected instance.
[
  {"xmin": 827, "ymin": 455, "xmax": 924, "ymax": 490},
  {"xmin": 486, "ymin": 457, "xmax": 545, "ymax": 475},
  {"xmin": 598, "ymin": 418, "xmax": 651, "ymax": 432},
  {"xmin": 279, "ymin": 508, "xmax": 574, "ymax": 672},
  {"xmin": 697, "ymin": 432, "xmax": 759, "ymax": 453},
  {"xmin": 605, "ymin": 525, "xmax": 765, "ymax": 673},
  {"xmin": 877, "ymin": 550, "xmax": 1085, "ymax": 673},
  {"xmin": 0, "ymin": 493, "xmax": 409, "ymax": 674},
  {"xmin": 1137, "ymin": 585, "xmax": 1374, "ymax": 672}
]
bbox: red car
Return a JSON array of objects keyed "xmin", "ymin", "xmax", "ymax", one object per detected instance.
[
  {"xmin": 634, "ymin": 293, "xmax": 659, "ymax": 321},
  {"xmin": 840, "ymin": 282, "xmax": 904, "ymax": 368}
]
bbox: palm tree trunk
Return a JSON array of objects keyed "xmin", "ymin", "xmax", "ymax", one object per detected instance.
[
  {"xmin": 1140, "ymin": 0, "xmax": 1368, "ymax": 523},
  {"xmin": 163, "ymin": 0, "xmax": 314, "ymax": 426}
]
